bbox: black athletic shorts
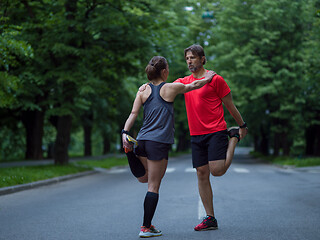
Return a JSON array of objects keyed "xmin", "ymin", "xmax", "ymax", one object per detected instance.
[
  {"xmin": 191, "ymin": 130, "xmax": 228, "ymax": 168},
  {"xmin": 135, "ymin": 140, "xmax": 170, "ymax": 161}
]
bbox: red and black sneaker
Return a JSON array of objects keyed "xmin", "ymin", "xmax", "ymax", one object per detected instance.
[{"xmin": 194, "ymin": 216, "xmax": 218, "ymax": 231}]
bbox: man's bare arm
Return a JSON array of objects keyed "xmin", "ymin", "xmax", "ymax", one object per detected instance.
[
  {"xmin": 222, "ymin": 93, "xmax": 248, "ymax": 139},
  {"xmin": 174, "ymin": 71, "xmax": 216, "ymax": 94}
]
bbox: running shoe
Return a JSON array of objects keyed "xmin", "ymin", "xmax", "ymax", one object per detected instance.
[
  {"xmin": 124, "ymin": 134, "xmax": 138, "ymax": 153},
  {"xmin": 228, "ymin": 126, "xmax": 240, "ymax": 142},
  {"xmin": 126, "ymin": 134, "xmax": 138, "ymax": 148},
  {"xmin": 139, "ymin": 225, "xmax": 162, "ymax": 238},
  {"xmin": 194, "ymin": 216, "xmax": 218, "ymax": 231}
]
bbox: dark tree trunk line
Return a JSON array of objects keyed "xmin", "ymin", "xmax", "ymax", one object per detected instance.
[
  {"xmin": 54, "ymin": 115, "xmax": 72, "ymax": 165},
  {"xmin": 306, "ymin": 125, "xmax": 320, "ymax": 156},
  {"xmin": 21, "ymin": 110, "xmax": 44, "ymax": 160},
  {"xmin": 51, "ymin": 0, "xmax": 78, "ymax": 165},
  {"xmin": 83, "ymin": 113, "xmax": 93, "ymax": 156}
]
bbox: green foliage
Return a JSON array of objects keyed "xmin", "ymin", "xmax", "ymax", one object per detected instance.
[
  {"xmin": 207, "ymin": 0, "xmax": 319, "ymax": 155},
  {"xmin": 0, "ymin": 19, "xmax": 33, "ymax": 70},
  {"xmin": 0, "ymin": 122, "xmax": 25, "ymax": 161},
  {"xmin": 1, "ymin": 0, "xmax": 319, "ymax": 160},
  {"xmin": 0, "ymin": 72, "xmax": 20, "ymax": 107},
  {"xmin": 0, "ymin": 17, "xmax": 33, "ymax": 108}
]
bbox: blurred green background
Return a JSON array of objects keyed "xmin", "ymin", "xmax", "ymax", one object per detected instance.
[{"xmin": 1, "ymin": 0, "xmax": 319, "ymax": 164}]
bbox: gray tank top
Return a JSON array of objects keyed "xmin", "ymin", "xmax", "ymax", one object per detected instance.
[{"xmin": 136, "ymin": 82, "xmax": 174, "ymax": 144}]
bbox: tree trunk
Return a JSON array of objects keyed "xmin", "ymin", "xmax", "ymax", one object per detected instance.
[
  {"xmin": 282, "ymin": 132, "xmax": 290, "ymax": 156},
  {"xmin": 306, "ymin": 125, "xmax": 320, "ymax": 156},
  {"xmin": 103, "ymin": 134, "xmax": 111, "ymax": 154},
  {"xmin": 315, "ymin": 125, "xmax": 320, "ymax": 156},
  {"xmin": 47, "ymin": 142, "xmax": 55, "ymax": 159},
  {"xmin": 52, "ymin": 0, "xmax": 77, "ymax": 165},
  {"xmin": 254, "ymin": 135, "xmax": 259, "ymax": 152},
  {"xmin": 260, "ymin": 126, "xmax": 269, "ymax": 155},
  {"xmin": 84, "ymin": 124, "xmax": 92, "ymax": 156},
  {"xmin": 306, "ymin": 126, "xmax": 314, "ymax": 155},
  {"xmin": 83, "ymin": 113, "xmax": 93, "ymax": 156},
  {"xmin": 273, "ymin": 133, "xmax": 280, "ymax": 156},
  {"xmin": 21, "ymin": 110, "xmax": 44, "ymax": 160},
  {"xmin": 54, "ymin": 115, "xmax": 72, "ymax": 165}
]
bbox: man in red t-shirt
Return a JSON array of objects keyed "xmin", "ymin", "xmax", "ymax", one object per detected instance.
[{"xmin": 175, "ymin": 45, "xmax": 248, "ymax": 231}]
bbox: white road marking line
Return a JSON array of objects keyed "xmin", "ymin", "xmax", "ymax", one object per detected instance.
[
  {"xmin": 233, "ymin": 168, "xmax": 250, "ymax": 173},
  {"xmin": 277, "ymin": 168, "xmax": 297, "ymax": 174},
  {"xmin": 258, "ymin": 169, "xmax": 274, "ymax": 173},
  {"xmin": 166, "ymin": 168, "xmax": 175, "ymax": 173},
  {"xmin": 108, "ymin": 168, "xmax": 128, "ymax": 174},
  {"xmin": 185, "ymin": 168, "xmax": 196, "ymax": 173},
  {"xmin": 198, "ymin": 196, "xmax": 206, "ymax": 220},
  {"xmin": 94, "ymin": 167, "xmax": 128, "ymax": 174}
]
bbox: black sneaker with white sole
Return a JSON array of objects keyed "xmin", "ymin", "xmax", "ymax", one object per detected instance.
[{"xmin": 228, "ymin": 127, "xmax": 240, "ymax": 142}]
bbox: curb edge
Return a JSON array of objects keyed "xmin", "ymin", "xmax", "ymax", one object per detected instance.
[{"xmin": 0, "ymin": 170, "xmax": 98, "ymax": 196}]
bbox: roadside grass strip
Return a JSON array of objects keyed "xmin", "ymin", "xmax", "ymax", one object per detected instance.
[
  {"xmin": 0, "ymin": 157, "xmax": 128, "ymax": 188},
  {"xmin": 0, "ymin": 164, "xmax": 91, "ymax": 188},
  {"xmin": 250, "ymin": 151, "xmax": 320, "ymax": 168},
  {"xmin": 272, "ymin": 157, "xmax": 320, "ymax": 167},
  {"xmin": 75, "ymin": 157, "xmax": 128, "ymax": 169}
]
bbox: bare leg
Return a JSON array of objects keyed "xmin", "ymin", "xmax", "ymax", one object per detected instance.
[
  {"xmin": 209, "ymin": 138, "xmax": 238, "ymax": 176},
  {"xmin": 196, "ymin": 164, "xmax": 215, "ymax": 217},
  {"xmin": 147, "ymin": 158, "xmax": 168, "ymax": 193},
  {"xmin": 142, "ymin": 158, "xmax": 168, "ymax": 228}
]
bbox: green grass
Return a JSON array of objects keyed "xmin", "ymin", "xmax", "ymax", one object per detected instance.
[
  {"xmin": 250, "ymin": 151, "xmax": 320, "ymax": 167},
  {"xmin": 0, "ymin": 157, "xmax": 128, "ymax": 188},
  {"xmin": 75, "ymin": 157, "xmax": 128, "ymax": 169},
  {"xmin": 0, "ymin": 154, "xmax": 197, "ymax": 189},
  {"xmin": 271, "ymin": 157, "xmax": 320, "ymax": 167},
  {"xmin": 0, "ymin": 164, "xmax": 91, "ymax": 188}
]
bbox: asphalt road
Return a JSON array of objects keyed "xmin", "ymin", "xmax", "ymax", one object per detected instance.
[{"xmin": 0, "ymin": 150, "xmax": 319, "ymax": 240}]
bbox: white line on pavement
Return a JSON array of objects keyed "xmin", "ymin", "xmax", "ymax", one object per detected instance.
[
  {"xmin": 277, "ymin": 168, "xmax": 297, "ymax": 174},
  {"xmin": 233, "ymin": 168, "xmax": 250, "ymax": 173},
  {"xmin": 166, "ymin": 168, "xmax": 176, "ymax": 173},
  {"xmin": 108, "ymin": 168, "xmax": 128, "ymax": 174},
  {"xmin": 185, "ymin": 168, "xmax": 196, "ymax": 173}
]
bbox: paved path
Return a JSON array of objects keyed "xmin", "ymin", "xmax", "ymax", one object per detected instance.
[{"xmin": 0, "ymin": 150, "xmax": 319, "ymax": 240}]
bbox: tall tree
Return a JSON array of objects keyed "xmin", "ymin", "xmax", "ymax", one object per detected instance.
[
  {"xmin": 303, "ymin": 0, "xmax": 320, "ymax": 156},
  {"xmin": 210, "ymin": 0, "xmax": 309, "ymax": 155}
]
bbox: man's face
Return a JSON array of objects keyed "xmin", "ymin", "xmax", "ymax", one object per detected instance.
[{"xmin": 185, "ymin": 51, "xmax": 203, "ymax": 73}]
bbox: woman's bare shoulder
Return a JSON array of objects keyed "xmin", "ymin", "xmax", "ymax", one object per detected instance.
[{"xmin": 138, "ymin": 84, "xmax": 152, "ymax": 102}]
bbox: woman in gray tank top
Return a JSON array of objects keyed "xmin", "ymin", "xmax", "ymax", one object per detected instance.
[{"xmin": 121, "ymin": 56, "xmax": 215, "ymax": 238}]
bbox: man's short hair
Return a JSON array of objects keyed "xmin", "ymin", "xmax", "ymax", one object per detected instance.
[{"xmin": 184, "ymin": 44, "xmax": 206, "ymax": 65}]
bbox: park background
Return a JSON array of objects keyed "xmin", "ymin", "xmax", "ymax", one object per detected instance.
[{"xmin": 1, "ymin": 0, "xmax": 319, "ymax": 166}]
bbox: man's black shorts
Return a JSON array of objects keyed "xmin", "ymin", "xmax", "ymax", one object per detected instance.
[
  {"xmin": 135, "ymin": 140, "xmax": 170, "ymax": 161},
  {"xmin": 191, "ymin": 130, "xmax": 228, "ymax": 168}
]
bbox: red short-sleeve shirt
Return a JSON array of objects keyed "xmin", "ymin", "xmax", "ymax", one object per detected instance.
[{"xmin": 175, "ymin": 72, "xmax": 230, "ymax": 136}]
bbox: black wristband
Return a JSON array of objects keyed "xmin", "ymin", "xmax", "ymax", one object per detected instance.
[
  {"xmin": 121, "ymin": 129, "xmax": 129, "ymax": 135},
  {"xmin": 239, "ymin": 122, "xmax": 247, "ymax": 128}
]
